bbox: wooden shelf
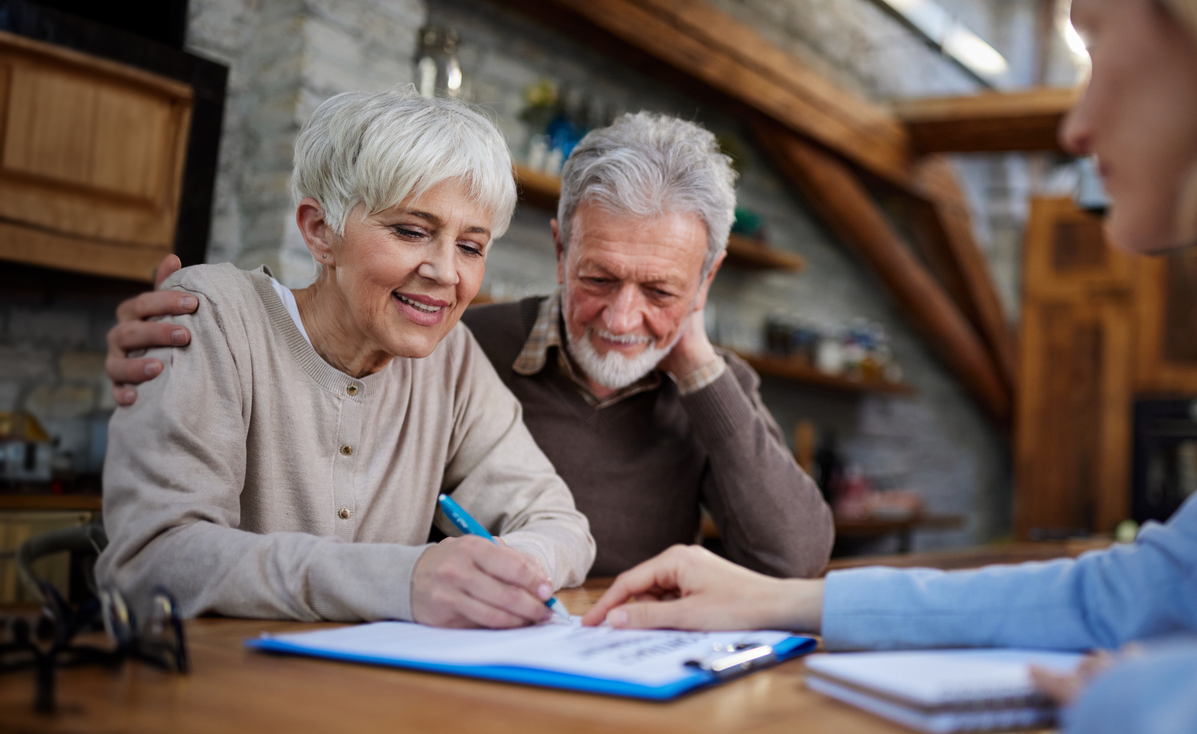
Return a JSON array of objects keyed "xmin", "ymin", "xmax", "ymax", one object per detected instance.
[
  {"xmin": 832, "ymin": 512, "xmax": 964, "ymax": 553},
  {"xmin": 513, "ymin": 164, "xmax": 562, "ymax": 211},
  {"xmin": 725, "ymin": 234, "xmax": 805, "ymax": 272},
  {"xmin": 833, "ymin": 512, "xmax": 964, "ymax": 537},
  {"xmin": 513, "ymin": 166, "xmax": 805, "ymax": 272},
  {"xmin": 733, "ymin": 351, "xmax": 916, "ymax": 395},
  {"xmin": 0, "ymin": 494, "xmax": 102, "ymax": 512}
]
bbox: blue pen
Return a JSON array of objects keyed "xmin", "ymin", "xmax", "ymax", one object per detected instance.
[{"xmin": 437, "ymin": 493, "xmax": 571, "ymax": 621}]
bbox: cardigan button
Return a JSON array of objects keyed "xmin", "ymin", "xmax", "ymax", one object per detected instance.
[
  {"xmin": 339, "ymin": 445, "xmax": 354, "ymax": 457},
  {"xmin": 337, "ymin": 507, "xmax": 351, "ymax": 520},
  {"xmin": 346, "ymin": 384, "xmax": 359, "ymax": 396}
]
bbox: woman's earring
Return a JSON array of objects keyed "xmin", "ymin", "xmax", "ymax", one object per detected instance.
[{"xmin": 322, "ymin": 254, "xmax": 328, "ymax": 259}]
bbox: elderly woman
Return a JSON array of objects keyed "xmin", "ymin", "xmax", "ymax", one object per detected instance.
[
  {"xmin": 97, "ymin": 89, "xmax": 595, "ymax": 627},
  {"xmin": 583, "ymin": 1, "xmax": 1197, "ymax": 730}
]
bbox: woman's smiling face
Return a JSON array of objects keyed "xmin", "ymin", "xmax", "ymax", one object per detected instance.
[{"xmin": 319, "ymin": 177, "xmax": 492, "ymax": 359}]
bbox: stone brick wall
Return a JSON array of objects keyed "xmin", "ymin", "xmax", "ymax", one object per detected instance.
[
  {"xmin": 0, "ymin": 270, "xmax": 139, "ymax": 476},
  {"xmin": 185, "ymin": 0, "xmax": 426, "ymax": 286}
]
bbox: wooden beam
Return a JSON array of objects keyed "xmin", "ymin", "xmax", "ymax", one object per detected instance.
[
  {"xmin": 909, "ymin": 157, "xmax": 1018, "ymax": 387},
  {"xmin": 532, "ymin": 0, "xmax": 916, "ymax": 187},
  {"xmin": 752, "ymin": 120, "xmax": 1011, "ymax": 422},
  {"xmin": 892, "ymin": 87, "xmax": 1082, "ymax": 154}
]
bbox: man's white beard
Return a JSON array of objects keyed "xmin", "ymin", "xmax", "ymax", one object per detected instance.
[{"xmin": 564, "ymin": 323, "xmax": 674, "ymax": 390}]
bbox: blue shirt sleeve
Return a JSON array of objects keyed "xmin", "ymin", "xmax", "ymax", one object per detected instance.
[
  {"xmin": 821, "ymin": 495, "xmax": 1197, "ymax": 651},
  {"xmin": 1063, "ymin": 639, "xmax": 1197, "ymax": 734}
]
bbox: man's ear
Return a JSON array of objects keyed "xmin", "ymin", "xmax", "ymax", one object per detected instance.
[
  {"xmin": 694, "ymin": 250, "xmax": 726, "ymax": 311},
  {"xmin": 552, "ymin": 218, "xmax": 566, "ymax": 286},
  {"xmin": 297, "ymin": 198, "xmax": 336, "ymax": 265}
]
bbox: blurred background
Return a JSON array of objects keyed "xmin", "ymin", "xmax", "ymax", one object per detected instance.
[{"xmin": 1, "ymin": 0, "xmax": 1193, "ymax": 600}]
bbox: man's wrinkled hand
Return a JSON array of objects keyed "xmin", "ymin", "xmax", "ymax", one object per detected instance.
[
  {"xmin": 410, "ymin": 536, "xmax": 554, "ymax": 628},
  {"xmin": 106, "ymin": 255, "xmax": 194, "ymax": 405},
  {"xmin": 658, "ymin": 308, "xmax": 719, "ymax": 381}
]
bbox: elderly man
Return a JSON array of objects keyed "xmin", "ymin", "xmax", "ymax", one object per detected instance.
[{"xmin": 107, "ymin": 112, "xmax": 833, "ymax": 578}]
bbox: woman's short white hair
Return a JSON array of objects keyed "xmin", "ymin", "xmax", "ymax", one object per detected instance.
[
  {"xmin": 557, "ymin": 112, "xmax": 737, "ymax": 276},
  {"xmin": 291, "ymin": 86, "xmax": 517, "ymax": 253}
]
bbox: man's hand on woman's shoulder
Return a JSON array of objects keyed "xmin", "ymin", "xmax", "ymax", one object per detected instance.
[{"xmin": 106, "ymin": 255, "xmax": 197, "ymax": 406}]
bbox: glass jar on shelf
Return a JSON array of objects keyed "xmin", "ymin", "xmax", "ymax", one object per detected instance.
[{"xmin": 415, "ymin": 26, "xmax": 463, "ymax": 100}]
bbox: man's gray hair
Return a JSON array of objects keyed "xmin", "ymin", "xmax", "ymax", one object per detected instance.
[
  {"xmin": 291, "ymin": 86, "xmax": 517, "ymax": 245},
  {"xmin": 557, "ymin": 112, "xmax": 737, "ymax": 275}
]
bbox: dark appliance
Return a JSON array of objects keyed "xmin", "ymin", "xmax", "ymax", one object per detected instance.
[{"xmin": 1131, "ymin": 398, "xmax": 1197, "ymax": 524}]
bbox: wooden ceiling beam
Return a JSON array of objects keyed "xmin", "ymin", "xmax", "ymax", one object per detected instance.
[
  {"xmin": 893, "ymin": 87, "xmax": 1082, "ymax": 154},
  {"xmin": 752, "ymin": 120, "xmax": 1011, "ymax": 423},
  {"xmin": 909, "ymin": 157, "xmax": 1019, "ymax": 387},
  {"xmin": 536, "ymin": 0, "xmax": 916, "ymax": 188}
]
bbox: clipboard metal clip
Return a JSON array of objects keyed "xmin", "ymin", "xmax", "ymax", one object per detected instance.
[{"xmin": 685, "ymin": 643, "xmax": 777, "ymax": 681}]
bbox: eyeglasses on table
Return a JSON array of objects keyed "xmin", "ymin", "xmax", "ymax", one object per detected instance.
[{"xmin": 0, "ymin": 583, "xmax": 188, "ymax": 712}]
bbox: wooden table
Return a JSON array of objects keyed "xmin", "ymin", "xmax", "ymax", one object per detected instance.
[
  {"xmin": 0, "ymin": 549, "xmax": 1081, "ymax": 734},
  {"xmin": 0, "ymin": 583, "xmax": 901, "ymax": 734}
]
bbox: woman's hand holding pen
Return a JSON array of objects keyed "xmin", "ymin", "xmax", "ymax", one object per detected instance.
[
  {"xmin": 581, "ymin": 545, "xmax": 825, "ymax": 632},
  {"xmin": 411, "ymin": 535, "xmax": 555, "ymax": 628}
]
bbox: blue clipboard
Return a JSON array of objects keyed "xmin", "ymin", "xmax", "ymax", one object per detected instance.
[{"xmin": 248, "ymin": 631, "xmax": 816, "ymax": 701}]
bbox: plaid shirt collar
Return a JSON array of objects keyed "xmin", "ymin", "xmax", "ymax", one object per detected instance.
[{"xmin": 512, "ymin": 290, "xmax": 662, "ymax": 408}]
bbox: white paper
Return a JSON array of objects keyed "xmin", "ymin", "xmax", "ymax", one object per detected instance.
[
  {"xmin": 805, "ymin": 649, "xmax": 1085, "ymax": 707},
  {"xmin": 805, "ymin": 675, "xmax": 1057, "ymax": 734},
  {"xmin": 265, "ymin": 620, "xmax": 794, "ymax": 686}
]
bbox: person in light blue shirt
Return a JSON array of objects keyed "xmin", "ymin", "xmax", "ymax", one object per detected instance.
[
  {"xmin": 1064, "ymin": 638, "xmax": 1197, "ymax": 734},
  {"xmin": 818, "ymin": 493, "xmax": 1197, "ymax": 652},
  {"xmin": 582, "ymin": 494, "xmax": 1197, "ymax": 652},
  {"xmin": 583, "ymin": 1, "xmax": 1197, "ymax": 729}
]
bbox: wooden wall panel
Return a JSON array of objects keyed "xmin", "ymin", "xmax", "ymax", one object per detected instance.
[
  {"xmin": 4, "ymin": 65, "xmax": 99, "ymax": 184},
  {"xmin": 0, "ymin": 30, "xmax": 193, "ymax": 281},
  {"xmin": 91, "ymin": 84, "xmax": 175, "ymax": 201},
  {"xmin": 1017, "ymin": 198, "xmax": 1138, "ymax": 538},
  {"xmin": 0, "ymin": 220, "xmax": 165, "ymax": 282},
  {"xmin": 1017, "ymin": 298, "xmax": 1134, "ymax": 536},
  {"xmin": 1136, "ymin": 249, "xmax": 1197, "ymax": 392}
]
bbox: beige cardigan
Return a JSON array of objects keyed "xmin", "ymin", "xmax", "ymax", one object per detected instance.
[{"xmin": 98, "ymin": 264, "xmax": 594, "ymax": 621}]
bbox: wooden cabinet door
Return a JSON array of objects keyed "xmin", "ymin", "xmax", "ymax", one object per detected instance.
[
  {"xmin": 1135, "ymin": 248, "xmax": 1197, "ymax": 392},
  {"xmin": 1016, "ymin": 198, "xmax": 1139, "ymax": 538},
  {"xmin": 0, "ymin": 31, "xmax": 193, "ymax": 281}
]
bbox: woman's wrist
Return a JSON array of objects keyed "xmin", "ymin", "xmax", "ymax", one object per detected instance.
[{"xmin": 764, "ymin": 578, "xmax": 824, "ymax": 632}]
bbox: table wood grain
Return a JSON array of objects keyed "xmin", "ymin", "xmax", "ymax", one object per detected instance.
[
  {"xmin": 0, "ymin": 578, "xmax": 901, "ymax": 734},
  {"xmin": 1, "ymin": 550, "xmax": 1076, "ymax": 733}
]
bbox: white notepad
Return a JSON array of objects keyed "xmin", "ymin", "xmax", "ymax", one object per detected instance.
[
  {"xmin": 804, "ymin": 649, "xmax": 1086, "ymax": 734},
  {"xmin": 248, "ymin": 619, "xmax": 817, "ymax": 699}
]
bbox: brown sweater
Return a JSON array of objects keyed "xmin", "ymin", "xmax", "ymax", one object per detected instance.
[{"xmin": 461, "ymin": 297, "xmax": 834, "ymax": 578}]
